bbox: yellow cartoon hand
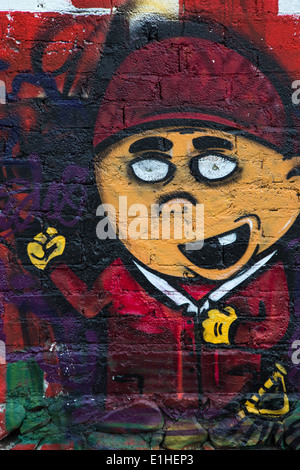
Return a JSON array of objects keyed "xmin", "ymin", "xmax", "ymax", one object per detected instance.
[
  {"xmin": 202, "ymin": 306, "xmax": 237, "ymax": 345},
  {"xmin": 27, "ymin": 227, "xmax": 66, "ymax": 271},
  {"xmin": 238, "ymin": 363, "xmax": 289, "ymax": 419}
]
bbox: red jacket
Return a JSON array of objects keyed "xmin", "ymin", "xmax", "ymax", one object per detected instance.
[{"xmin": 50, "ymin": 256, "xmax": 291, "ymax": 413}]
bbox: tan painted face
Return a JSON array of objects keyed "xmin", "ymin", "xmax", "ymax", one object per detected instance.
[{"xmin": 94, "ymin": 126, "xmax": 300, "ymax": 281}]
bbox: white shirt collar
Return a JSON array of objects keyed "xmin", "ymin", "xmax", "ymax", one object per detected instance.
[{"xmin": 133, "ymin": 250, "xmax": 277, "ymax": 315}]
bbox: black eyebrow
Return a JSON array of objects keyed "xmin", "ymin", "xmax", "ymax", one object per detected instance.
[
  {"xmin": 192, "ymin": 136, "xmax": 234, "ymax": 151},
  {"xmin": 287, "ymin": 167, "xmax": 300, "ymax": 180},
  {"xmin": 129, "ymin": 137, "xmax": 173, "ymax": 153}
]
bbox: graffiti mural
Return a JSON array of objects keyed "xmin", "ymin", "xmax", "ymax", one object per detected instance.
[{"xmin": 0, "ymin": 0, "xmax": 299, "ymax": 451}]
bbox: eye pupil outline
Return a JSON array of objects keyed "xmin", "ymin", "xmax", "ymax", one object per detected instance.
[
  {"xmin": 189, "ymin": 152, "xmax": 238, "ymax": 182},
  {"xmin": 128, "ymin": 151, "xmax": 238, "ymax": 185},
  {"xmin": 129, "ymin": 152, "xmax": 175, "ymax": 184}
]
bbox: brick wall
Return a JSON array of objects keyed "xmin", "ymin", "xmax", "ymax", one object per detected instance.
[{"xmin": 0, "ymin": 0, "xmax": 299, "ymax": 451}]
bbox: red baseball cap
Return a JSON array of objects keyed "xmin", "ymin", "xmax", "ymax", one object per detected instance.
[{"xmin": 93, "ymin": 29, "xmax": 292, "ymax": 154}]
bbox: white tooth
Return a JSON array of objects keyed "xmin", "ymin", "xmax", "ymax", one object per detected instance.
[{"xmin": 218, "ymin": 232, "xmax": 237, "ymax": 246}]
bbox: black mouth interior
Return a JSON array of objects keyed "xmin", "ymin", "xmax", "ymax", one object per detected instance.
[{"xmin": 178, "ymin": 224, "xmax": 251, "ymax": 270}]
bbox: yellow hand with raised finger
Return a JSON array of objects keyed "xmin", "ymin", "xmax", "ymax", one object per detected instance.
[
  {"xmin": 202, "ymin": 306, "xmax": 237, "ymax": 345},
  {"xmin": 27, "ymin": 227, "xmax": 66, "ymax": 271}
]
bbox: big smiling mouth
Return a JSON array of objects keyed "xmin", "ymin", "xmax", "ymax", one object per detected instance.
[{"xmin": 178, "ymin": 224, "xmax": 251, "ymax": 270}]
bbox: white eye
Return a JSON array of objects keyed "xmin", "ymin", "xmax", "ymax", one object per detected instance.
[
  {"xmin": 194, "ymin": 154, "xmax": 237, "ymax": 181},
  {"xmin": 130, "ymin": 158, "xmax": 173, "ymax": 183}
]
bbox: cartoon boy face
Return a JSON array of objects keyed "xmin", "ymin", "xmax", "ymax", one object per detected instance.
[{"xmin": 94, "ymin": 125, "xmax": 300, "ymax": 281}]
